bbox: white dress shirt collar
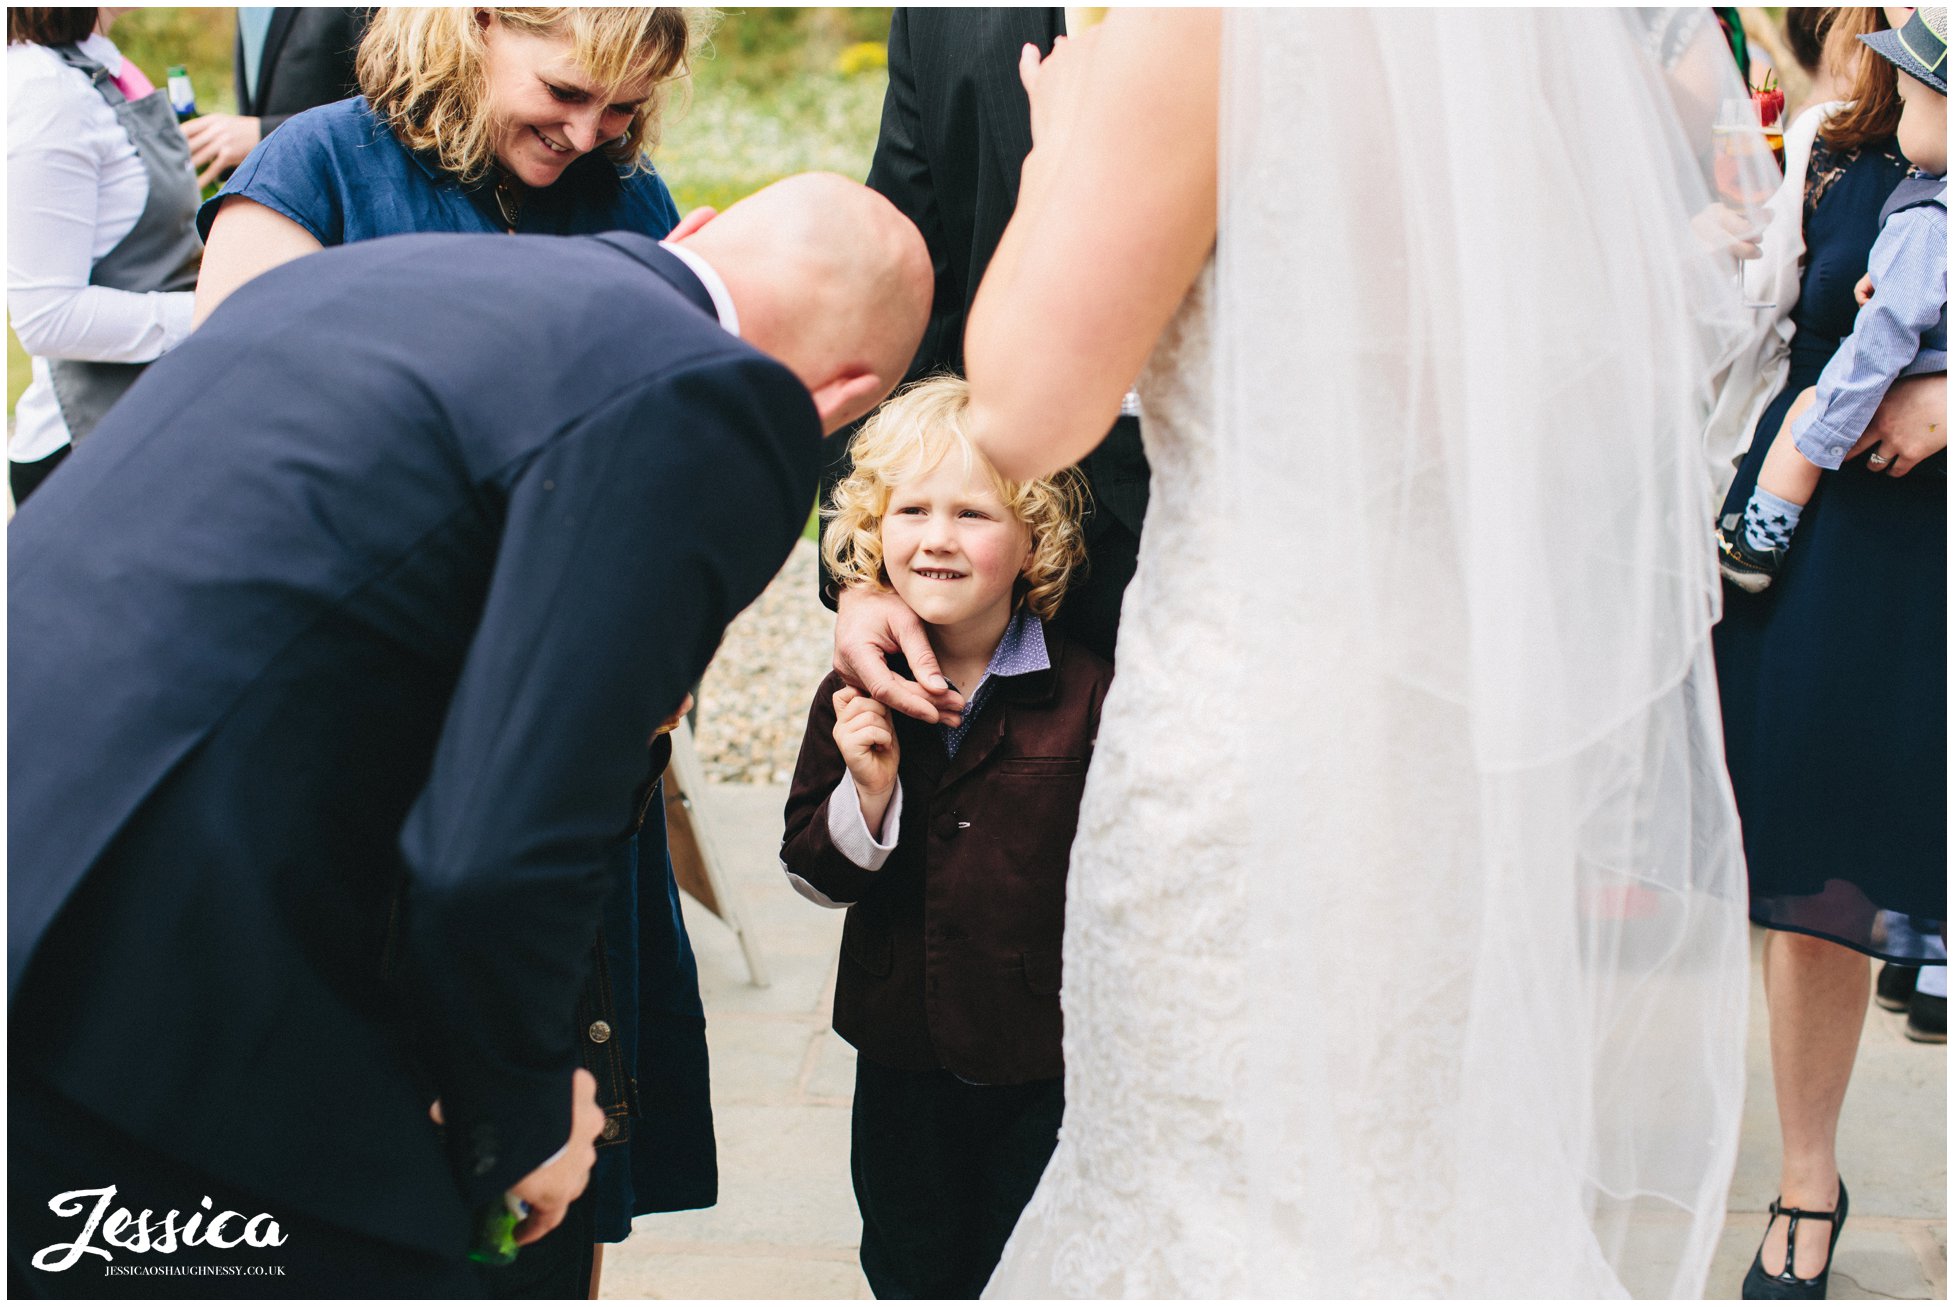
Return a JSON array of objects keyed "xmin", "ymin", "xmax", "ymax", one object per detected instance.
[{"xmin": 658, "ymin": 242, "xmax": 740, "ymax": 338}]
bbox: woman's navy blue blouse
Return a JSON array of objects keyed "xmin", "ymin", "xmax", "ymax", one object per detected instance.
[{"xmin": 196, "ymin": 96, "xmax": 680, "ymax": 244}]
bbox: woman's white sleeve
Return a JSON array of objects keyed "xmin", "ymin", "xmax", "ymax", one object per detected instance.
[{"xmin": 7, "ymin": 81, "xmax": 194, "ymax": 363}]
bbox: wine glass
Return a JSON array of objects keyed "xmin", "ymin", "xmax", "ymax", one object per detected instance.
[{"xmin": 1712, "ymin": 97, "xmax": 1779, "ymax": 309}]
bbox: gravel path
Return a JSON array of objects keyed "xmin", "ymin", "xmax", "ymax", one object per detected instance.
[{"xmin": 693, "ymin": 539, "xmax": 836, "ymax": 784}]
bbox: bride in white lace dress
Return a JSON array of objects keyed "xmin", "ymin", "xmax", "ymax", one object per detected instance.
[{"xmin": 964, "ymin": 10, "xmax": 1774, "ymax": 1297}]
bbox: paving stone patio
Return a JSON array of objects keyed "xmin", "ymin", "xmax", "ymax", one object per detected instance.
[{"xmin": 607, "ymin": 781, "xmax": 1946, "ymax": 1300}]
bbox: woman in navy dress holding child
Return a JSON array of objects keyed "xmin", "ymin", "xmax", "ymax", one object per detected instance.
[
  {"xmin": 782, "ymin": 376, "xmax": 1112, "ymax": 1300},
  {"xmin": 1714, "ymin": 7, "xmax": 1947, "ymax": 1298}
]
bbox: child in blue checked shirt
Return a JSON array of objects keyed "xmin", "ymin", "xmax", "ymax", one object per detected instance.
[{"xmin": 1719, "ymin": 5, "xmax": 1947, "ymax": 591}]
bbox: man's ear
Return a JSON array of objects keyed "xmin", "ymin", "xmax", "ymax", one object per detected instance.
[
  {"xmin": 666, "ymin": 206, "xmax": 718, "ymax": 242},
  {"xmin": 807, "ymin": 368, "xmax": 888, "ymax": 436}
]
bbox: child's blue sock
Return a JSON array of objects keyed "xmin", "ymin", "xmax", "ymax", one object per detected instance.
[{"xmin": 1742, "ymin": 487, "xmax": 1802, "ymax": 553}]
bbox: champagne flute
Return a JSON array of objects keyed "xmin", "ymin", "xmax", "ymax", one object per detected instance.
[{"xmin": 1712, "ymin": 97, "xmax": 1778, "ymax": 309}]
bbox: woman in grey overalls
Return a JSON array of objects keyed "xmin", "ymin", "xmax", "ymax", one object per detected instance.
[{"xmin": 6, "ymin": 6, "xmax": 201, "ymax": 504}]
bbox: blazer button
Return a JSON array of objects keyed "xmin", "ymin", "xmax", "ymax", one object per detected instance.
[{"xmin": 587, "ymin": 1020, "xmax": 613, "ymax": 1044}]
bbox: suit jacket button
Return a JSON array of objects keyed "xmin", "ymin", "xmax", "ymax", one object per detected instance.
[{"xmin": 587, "ymin": 1020, "xmax": 613, "ymax": 1044}]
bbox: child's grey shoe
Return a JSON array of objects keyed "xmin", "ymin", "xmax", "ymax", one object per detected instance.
[{"xmin": 1717, "ymin": 520, "xmax": 1783, "ymax": 593}]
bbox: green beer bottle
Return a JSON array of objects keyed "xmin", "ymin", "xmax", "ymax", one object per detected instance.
[
  {"xmin": 166, "ymin": 65, "xmax": 197, "ymax": 121},
  {"xmin": 469, "ymin": 1194, "xmax": 526, "ymax": 1266}
]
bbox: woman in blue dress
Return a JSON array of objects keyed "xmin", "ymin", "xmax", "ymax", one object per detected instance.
[
  {"xmin": 191, "ymin": 9, "xmax": 715, "ymax": 1298},
  {"xmin": 192, "ymin": 6, "xmax": 694, "ymax": 316},
  {"xmin": 1714, "ymin": 9, "xmax": 1947, "ymax": 1298}
]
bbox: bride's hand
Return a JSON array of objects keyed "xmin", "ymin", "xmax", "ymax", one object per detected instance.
[
  {"xmin": 1019, "ymin": 27, "xmax": 1103, "ymax": 158},
  {"xmin": 1688, "ymin": 202, "xmax": 1762, "ymax": 261}
]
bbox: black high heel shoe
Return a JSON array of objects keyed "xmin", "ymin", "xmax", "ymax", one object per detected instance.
[{"xmin": 1741, "ymin": 1180, "xmax": 1848, "ymax": 1299}]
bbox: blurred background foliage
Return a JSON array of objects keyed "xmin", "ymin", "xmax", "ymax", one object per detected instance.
[
  {"xmin": 660, "ymin": 6, "xmax": 891, "ymax": 213},
  {"xmin": 8, "ymin": 7, "xmax": 893, "ymax": 414},
  {"xmin": 112, "ymin": 6, "xmax": 237, "ymax": 111}
]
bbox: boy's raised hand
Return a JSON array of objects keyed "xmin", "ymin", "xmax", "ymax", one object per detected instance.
[{"xmin": 833, "ymin": 686, "xmax": 901, "ymax": 801}]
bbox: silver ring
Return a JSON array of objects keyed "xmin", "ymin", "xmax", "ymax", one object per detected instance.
[{"xmin": 1868, "ymin": 451, "xmax": 1892, "ymax": 467}]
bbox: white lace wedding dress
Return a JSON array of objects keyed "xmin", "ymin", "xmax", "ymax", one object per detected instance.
[{"xmin": 985, "ymin": 10, "xmax": 1766, "ymax": 1298}]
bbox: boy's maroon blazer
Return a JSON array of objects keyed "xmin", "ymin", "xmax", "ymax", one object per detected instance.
[{"xmin": 781, "ymin": 629, "xmax": 1112, "ymax": 1085}]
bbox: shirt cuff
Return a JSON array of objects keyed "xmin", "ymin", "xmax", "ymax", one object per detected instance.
[
  {"xmin": 829, "ymin": 774, "xmax": 902, "ymax": 870},
  {"xmin": 1790, "ymin": 408, "xmax": 1858, "ymax": 470},
  {"xmin": 160, "ymin": 290, "xmax": 195, "ymax": 352}
]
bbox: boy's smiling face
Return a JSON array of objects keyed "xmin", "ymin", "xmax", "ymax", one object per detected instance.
[
  {"xmin": 1895, "ymin": 70, "xmax": 1947, "ymax": 174},
  {"xmin": 881, "ymin": 454, "xmax": 1033, "ymax": 638}
]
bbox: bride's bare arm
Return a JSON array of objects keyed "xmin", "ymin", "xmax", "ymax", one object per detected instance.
[{"xmin": 965, "ymin": 9, "xmax": 1220, "ymax": 483}]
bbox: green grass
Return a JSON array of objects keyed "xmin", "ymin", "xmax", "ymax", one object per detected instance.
[
  {"xmin": 659, "ymin": 8, "xmax": 890, "ymax": 213},
  {"xmin": 112, "ymin": 7, "xmax": 237, "ymax": 116},
  {"xmin": 699, "ymin": 8, "xmax": 891, "ymax": 86},
  {"xmin": 8, "ymin": 9, "xmax": 893, "ymax": 418}
]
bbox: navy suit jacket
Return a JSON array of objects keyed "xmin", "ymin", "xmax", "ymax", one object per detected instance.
[{"xmin": 8, "ymin": 232, "xmax": 817, "ymax": 1257}]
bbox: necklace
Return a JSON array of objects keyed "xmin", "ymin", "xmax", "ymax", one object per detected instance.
[{"xmin": 493, "ymin": 175, "xmax": 524, "ymax": 231}]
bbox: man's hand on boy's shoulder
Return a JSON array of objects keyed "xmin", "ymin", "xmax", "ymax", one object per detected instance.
[{"xmin": 834, "ymin": 586, "xmax": 965, "ymax": 726}]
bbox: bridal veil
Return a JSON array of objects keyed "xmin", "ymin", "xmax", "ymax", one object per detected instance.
[{"xmin": 1215, "ymin": 9, "xmax": 1763, "ymax": 1295}]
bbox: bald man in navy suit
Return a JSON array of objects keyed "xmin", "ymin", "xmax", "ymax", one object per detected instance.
[{"xmin": 9, "ymin": 173, "xmax": 928, "ymax": 1298}]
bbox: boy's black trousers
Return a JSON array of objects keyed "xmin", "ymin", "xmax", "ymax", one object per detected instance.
[{"xmin": 850, "ymin": 1056, "xmax": 1064, "ymax": 1300}]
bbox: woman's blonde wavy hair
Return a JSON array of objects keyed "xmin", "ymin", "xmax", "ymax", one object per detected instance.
[
  {"xmin": 357, "ymin": 8, "xmax": 704, "ymax": 185},
  {"xmin": 823, "ymin": 377, "xmax": 1089, "ymax": 623}
]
